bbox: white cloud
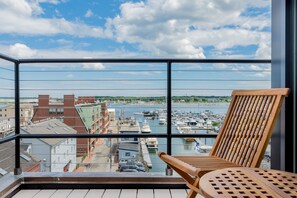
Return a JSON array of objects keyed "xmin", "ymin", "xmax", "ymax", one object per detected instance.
[
  {"xmin": 256, "ymin": 42, "xmax": 271, "ymax": 59},
  {"xmin": 9, "ymin": 43, "xmax": 37, "ymax": 58},
  {"xmin": 109, "ymin": 0, "xmax": 271, "ymax": 58},
  {"xmin": 0, "ymin": 0, "xmax": 107, "ymax": 38},
  {"xmin": 85, "ymin": 9, "xmax": 93, "ymax": 18}
]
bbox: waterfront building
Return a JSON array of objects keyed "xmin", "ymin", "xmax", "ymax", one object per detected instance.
[
  {"xmin": 32, "ymin": 95, "xmax": 110, "ymax": 156},
  {"xmin": 0, "ymin": 118, "xmax": 15, "ymax": 138},
  {"xmin": 21, "ymin": 119, "xmax": 77, "ymax": 172},
  {"xmin": 118, "ymin": 143, "xmax": 139, "ymax": 161},
  {"xmin": 0, "ymin": 104, "xmax": 33, "ymax": 126},
  {"xmin": 117, "ymin": 119, "xmax": 141, "ymax": 162}
]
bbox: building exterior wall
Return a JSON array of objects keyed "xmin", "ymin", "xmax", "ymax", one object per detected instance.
[
  {"xmin": 21, "ymin": 131, "xmax": 76, "ymax": 172},
  {"xmin": 50, "ymin": 138, "xmax": 76, "ymax": 172},
  {"xmin": 0, "ymin": 105, "xmax": 33, "ymax": 126},
  {"xmin": 32, "ymin": 95, "xmax": 90, "ymax": 156},
  {"xmin": 77, "ymin": 96, "xmax": 95, "ymax": 104},
  {"xmin": 21, "ymin": 133, "xmax": 51, "ymax": 172},
  {"xmin": 101, "ymin": 103, "xmax": 109, "ymax": 133},
  {"xmin": 32, "ymin": 95, "xmax": 110, "ymax": 157},
  {"xmin": 0, "ymin": 118, "xmax": 15, "ymax": 137}
]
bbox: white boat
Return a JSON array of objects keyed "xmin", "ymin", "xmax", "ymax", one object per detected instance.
[
  {"xmin": 159, "ymin": 116, "xmax": 166, "ymax": 125},
  {"xmin": 146, "ymin": 138, "xmax": 158, "ymax": 150},
  {"xmin": 141, "ymin": 120, "xmax": 151, "ymax": 133}
]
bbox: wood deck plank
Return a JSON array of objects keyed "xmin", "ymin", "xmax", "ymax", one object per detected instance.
[
  {"xmin": 102, "ymin": 189, "xmax": 121, "ymax": 198},
  {"xmin": 170, "ymin": 189, "xmax": 188, "ymax": 198},
  {"xmin": 14, "ymin": 188, "xmax": 193, "ymax": 198},
  {"xmin": 137, "ymin": 189, "xmax": 153, "ymax": 198},
  {"xmin": 13, "ymin": 190, "xmax": 40, "ymax": 198},
  {"xmin": 50, "ymin": 189, "xmax": 72, "ymax": 198},
  {"xmin": 84, "ymin": 189, "xmax": 105, "ymax": 198},
  {"xmin": 67, "ymin": 189, "xmax": 89, "ymax": 198},
  {"xmin": 120, "ymin": 189, "xmax": 137, "ymax": 198},
  {"xmin": 154, "ymin": 189, "xmax": 171, "ymax": 198},
  {"xmin": 32, "ymin": 190, "xmax": 56, "ymax": 198}
]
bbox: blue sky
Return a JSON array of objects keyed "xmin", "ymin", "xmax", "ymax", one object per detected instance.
[{"xmin": 0, "ymin": 0, "xmax": 271, "ymax": 97}]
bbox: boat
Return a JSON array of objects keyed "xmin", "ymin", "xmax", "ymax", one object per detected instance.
[
  {"xmin": 195, "ymin": 145, "xmax": 213, "ymax": 153},
  {"xmin": 146, "ymin": 138, "xmax": 158, "ymax": 151},
  {"xmin": 179, "ymin": 126, "xmax": 196, "ymax": 141},
  {"xmin": 141, "ymin": 119, "xmax": 151, "ymax": 133},
  {"xmin": 159, "ymin": 116, "xmax": 166, "ymax": 125}
]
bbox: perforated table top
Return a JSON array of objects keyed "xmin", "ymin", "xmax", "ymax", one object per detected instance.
[{"xmin": 199, "ymin": 167, "xmax": 297, "ymax": 198}]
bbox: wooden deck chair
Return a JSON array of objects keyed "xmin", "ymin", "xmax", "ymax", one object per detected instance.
[{"xmin": 159, "ymin": 88, "xmax": 289, "ymax": 198}]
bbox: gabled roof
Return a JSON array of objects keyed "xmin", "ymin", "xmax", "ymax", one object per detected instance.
[
  {"xmin": 22, "ymin": 119, "xmax": 77, "ymax": 146},
  {"xmin": 0, "ymin": 141, "xmax": 40, "ymax": 173}
]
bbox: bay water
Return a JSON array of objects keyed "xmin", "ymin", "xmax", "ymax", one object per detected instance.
[{"xmin": 109, "ymin": 102, "xmax": 229, "ymax": 172}]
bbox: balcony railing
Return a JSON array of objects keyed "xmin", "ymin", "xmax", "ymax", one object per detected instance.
[{"xmin": 0, "ymin": 53, "xmax": 271, "ymax": 177}]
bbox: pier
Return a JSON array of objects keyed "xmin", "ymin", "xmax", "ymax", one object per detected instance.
[{"xmin": 140, "ymin": 139, "xmax": 152, "ymax": 168}]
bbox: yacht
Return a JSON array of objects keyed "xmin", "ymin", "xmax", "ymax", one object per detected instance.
[
  {"xmin": 146, "ymin": 138, "xmax": 158, "ymax": 151},
  {"xmin": 141, "ymin": 120, "xmax": 151, "ymax": 133}
]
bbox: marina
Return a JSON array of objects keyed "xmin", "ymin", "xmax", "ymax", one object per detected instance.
[{"xmin": 110, "ymin": 102, "xmax": 228, "ymax": 172}]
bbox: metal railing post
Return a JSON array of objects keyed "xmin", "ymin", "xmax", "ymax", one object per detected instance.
[
  {"xmin": 166, "ymin": 61, "xmax": 173, "ymax": 176},
  {"xmin": 14, "ymin": 61, "xmax": 22, "ymax": 175}
]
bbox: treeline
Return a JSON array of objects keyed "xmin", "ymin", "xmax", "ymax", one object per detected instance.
[{"xmin": 95, "ymin": 96, "xmax": 231, "ymax": 103}]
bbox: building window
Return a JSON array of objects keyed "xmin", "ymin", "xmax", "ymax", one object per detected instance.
[
  {"xmin": 57, "ymin": 108, "xmax": 64, "ymax": 114},
  {"xmin": 49, "ymin": 108, "xmax": 56, "ymax": 114}
]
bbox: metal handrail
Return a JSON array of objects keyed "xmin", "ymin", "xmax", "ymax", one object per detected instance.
[{"xmin": 0, "ymin": 53, "xmax": 271, "ymax": 175}]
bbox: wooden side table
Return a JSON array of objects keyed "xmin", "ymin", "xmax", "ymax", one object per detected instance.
[{"xmin": 199, "ymin": 167, "xmax": 297, "ymax": 198}]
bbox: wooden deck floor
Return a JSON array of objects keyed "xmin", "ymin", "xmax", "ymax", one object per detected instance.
[{"xmin": 12, "ymin": 189, "xmax": 204, "ymax": 198}]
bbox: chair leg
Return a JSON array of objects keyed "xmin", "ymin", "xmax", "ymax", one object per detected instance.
[{"xmin": 187, "ymin": 177, "xmax": 200, "ymax": 198}]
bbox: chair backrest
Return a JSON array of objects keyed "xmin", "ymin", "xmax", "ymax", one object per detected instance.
[{"xmin": 210, "ymin": 88, "xmax": 289, "ymax": 168}]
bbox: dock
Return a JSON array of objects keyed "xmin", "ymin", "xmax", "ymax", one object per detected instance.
[{"xmin": 140, "ymin": 139, "xmax": 152, "ymax": 168}]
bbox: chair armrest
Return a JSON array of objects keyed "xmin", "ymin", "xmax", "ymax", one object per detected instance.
[{"xmin": 158, "ymin": 152, "xmax": 201, "ymax": 176}]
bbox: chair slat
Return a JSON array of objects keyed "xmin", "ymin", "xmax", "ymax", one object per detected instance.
[
  {"xmin": 237, "ymin": 96, "xmax": 266, "ymax": 165},
  {"xmin": 243, "ymin": 96, "xmax": 273, "ymax": 167},
  {"xmin": 226, "ymin": 95, "xmax": 257, "ymax": 162},
  {"xmin": 230, "ymin": 95, "xmax": 260, "ymax": 164},
  {"xmin": 215, "ymin": 96, "xmax": 245, "ymax": 157},
  {"xmin": 250, "ymin": 95, "xmax": 282, "ymax": 167}
]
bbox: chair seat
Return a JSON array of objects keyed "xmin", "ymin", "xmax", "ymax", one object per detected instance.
[{"xmin": 174, "ymin": 156, "xmax": 242, "ymax": 177}]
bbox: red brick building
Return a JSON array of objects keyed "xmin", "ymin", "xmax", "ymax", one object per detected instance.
[{"xmin": 32, "ymin": 95, "xmax": 109, "ymax": 157}]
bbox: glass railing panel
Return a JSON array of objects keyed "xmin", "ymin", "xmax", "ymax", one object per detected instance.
[
  {"xmin": 171, "ymin": 62, "xmax": 271, "ymax": 168},
  {"xmin": 0, "ymin": 140, "xmax": 15, "ymax": 177},
  {"xmin": 20, "ymin": 138, "xmax": 168, "ymax": 173},
  {"xmin": 0, "ymin": 59, "xmax": 15, "ymax": 138}
]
